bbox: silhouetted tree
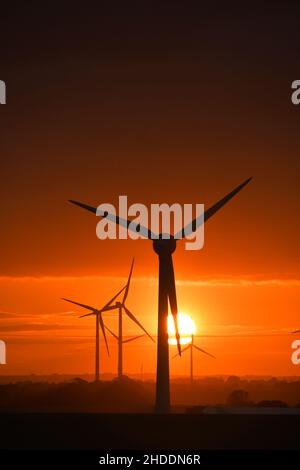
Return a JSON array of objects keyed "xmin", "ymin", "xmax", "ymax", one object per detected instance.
[
  {"xmin": 226, "ymin": 376, "xmax": 241, "ymax": 389},
  {"xmin": 226, "ymin": 389, "xmax": 250, "ymax": 407}
]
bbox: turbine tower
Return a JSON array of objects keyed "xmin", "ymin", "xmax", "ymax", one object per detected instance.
[
  {"xmin": 105, "ymin": 324, "xmax": 144, "ymax": 379},
  {"xmin": 68, "ymin": 176, "xmax": 252, "ymax": 412},
  {"xmin": 173, "ymin": 335, "xmax": 215, "ymax": 383},
  {"xmin": 103, "ymin": 259, "xmax": 154, "ymax": 379},
  {"xmin": 62, "ymin": 285, "xmax": 125, "ymax": 381}
]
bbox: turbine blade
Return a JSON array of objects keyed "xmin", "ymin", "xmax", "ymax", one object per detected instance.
[
  {"xmin": 101, "ymin": 304, "xmax": 119, "ymax": 312},
  {"xmin": 203, "ymin": 177, "xmax": 252, "ymax": 223},
  {"xmin": 172, "ymin": 344, "xmax": 190, "ymax": 358},
  {"xmin": 69, "ymin": 200, "xmax": 155, "ymax": 239},
  {"xmin": 79, "ymin": 312, "xmax": 96, "ymax": 318},
  {"xmin": 193, "ymin": 344, "xmax": 216, "ymax": 359},
  {"xmin": 123, "ymin": 306, "xmax": 155, "ymax": 343},
  {"xmin": 61, "ymin": 297, "xmax": 96, "ymax": 312},
  {"xmin": 175, "ymin": 177, "xmax": 252, "ymax": 238},
  {"xmin": 123, "ymin": 258, "xmax": 134, "ymax": 303},
  {"xmin": 101, "ymin": 285, "xmax": 127, "ymax": 310},
  {"xmin": 69, "ymin": 200, "xmax": 97, "ymax": 214},
  {"xmin": 99, "ymin": 315, "xmax": 110, "ymax": 356},
  {"xmin": 105, "ymin": 325, "xmax": 119, "ymax": 340},
  {"xmin": 122, "ymin": 335, "xmax": 144, "ymax": 344},
  {"xmin": 62, "ymin": 290, "xmax": 121, "ymax": 317},
  {"xmin": 165, "ymin": 256, "xmax": 181, "ymax": 355}
]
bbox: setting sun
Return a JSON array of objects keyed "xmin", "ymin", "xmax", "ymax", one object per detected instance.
[{"xmin": 168, "ymin": 313, "xmax": 196, "ymax": 345}]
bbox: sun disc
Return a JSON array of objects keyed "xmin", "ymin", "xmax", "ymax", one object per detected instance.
[{"xmin": 168, "ymin": 313, "xmax": 196, "ymax": 345}]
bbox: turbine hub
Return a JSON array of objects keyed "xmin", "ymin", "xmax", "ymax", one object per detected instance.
[{"xmin": 153, "ymin": 235, "xmax": 176, "ymax": 255}]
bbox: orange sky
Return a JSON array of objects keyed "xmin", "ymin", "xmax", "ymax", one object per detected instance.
[
  {"xmin": 0, "ymin": 3, "xmax": 300, "ymax": 377},
  {"xmin": 1, "ymin": 272, "xmax": 299, "ymax": 377}
]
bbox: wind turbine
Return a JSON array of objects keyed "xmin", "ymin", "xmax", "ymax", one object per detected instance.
[
  {"xmin": 173, "ymin": 335, "xmax": 215, "ymax": 384},
  {"xmin": 68, "ymin": 176, "xmax": 252, "ymax": 412},
  {"xmin": 105, "ymin": 324, "xmax": 144, "ymax": 379},
  {"xmin": 101, "ymin": 259, "xmax": 154, "ymax": 379},
  {"xmin": 62, "ymin": 285, "xmax": 125, "ymax": 382}
]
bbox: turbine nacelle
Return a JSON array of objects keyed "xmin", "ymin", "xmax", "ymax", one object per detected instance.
[{"xmin": 153, "ymin": 235, "xmax": 176, "ymax": 256}]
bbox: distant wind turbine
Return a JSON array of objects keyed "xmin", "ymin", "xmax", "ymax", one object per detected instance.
[
  {"xmin": 105, "ymin": 324, "xmax": 144, "ymax": 378},
  {"xmin": 62, "ymin": 285, "xmax": 125, "ymax": 382},
  {"xmin": 173, "ymin": 335, "xmax": 215, "ymax": 384},
  {"xmin": 68, "ymin": 176, "xmax": 252, "ymax": 412},
  {"xmin": 101, "ymin": 259, "xmax": 154, "ymax": 379}
]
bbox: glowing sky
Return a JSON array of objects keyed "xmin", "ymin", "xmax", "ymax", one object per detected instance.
[
  {"xmin": 0, "ymin": 3, "xmax": 300, "ymax": 377},
  {"xmin": 0, "ymin": 273, "xmax": 299, "ymax": 376}
]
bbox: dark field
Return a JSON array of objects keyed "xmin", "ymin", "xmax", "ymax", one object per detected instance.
[
  {"xmin": 0, "ymin": 413, "xmax": 299, "ymax": 450},
  {"xmin": 1, "ymin": 377, "xmax": 299, "ymax": 456}
]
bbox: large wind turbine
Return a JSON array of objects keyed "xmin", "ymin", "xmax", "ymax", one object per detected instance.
[
  {"xmin": 68, "ymin": 176, "xmax": 252, "ymax": 412},
  {"xmin": 62, "ymin": 285, "xmax": 125, "ymax": 382},
  {"xmin": 102, "ymin": 258, "xmax": 154, "ymax": 379},
  {"xmin": 173, "ymin": 335, "xmax": 215, "ymax": 384}
]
